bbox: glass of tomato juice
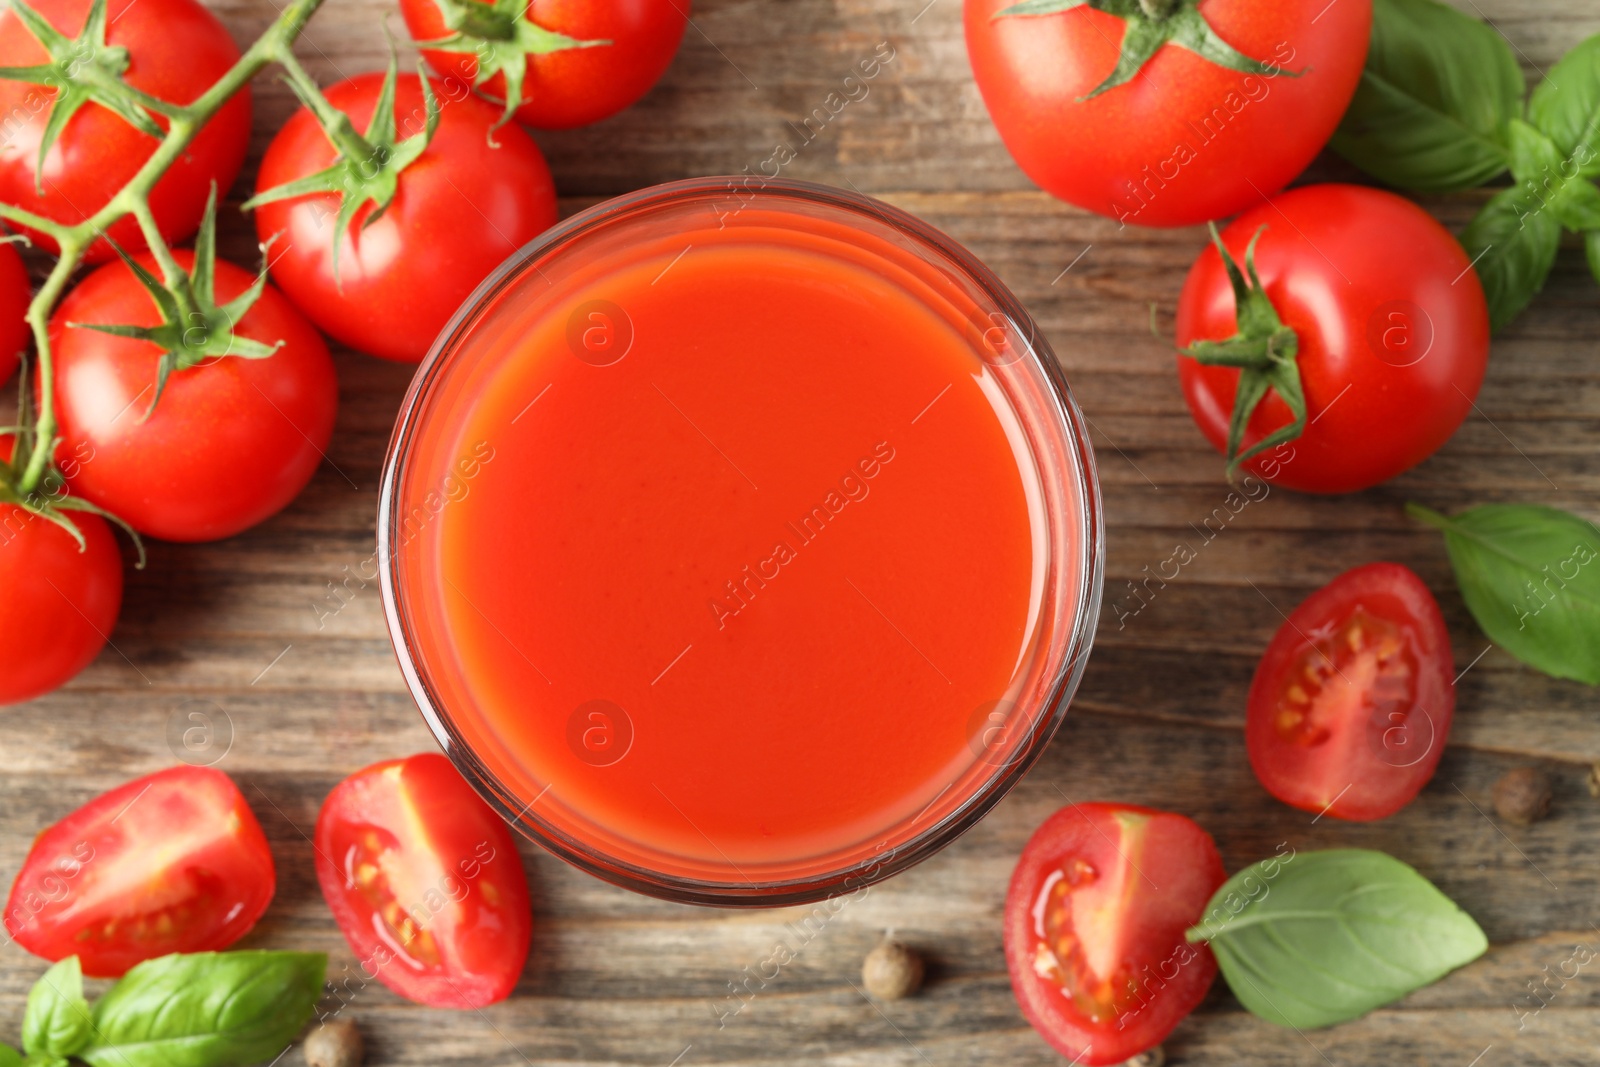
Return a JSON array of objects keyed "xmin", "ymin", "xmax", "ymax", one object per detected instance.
[{"xmin": 379, "ymin": 178, "xmax": 1103, "ymax": 905}]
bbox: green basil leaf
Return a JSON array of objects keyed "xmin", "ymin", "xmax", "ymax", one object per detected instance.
[
  {"xmin": 1587, "ymin": 229, "xmax": 1600, "ymax": 285},
  {"xmin": 1409, "ymin": 502, "xmax": 1600, "ymax": 684},
  {"xmin": 22, "ymin": 1058, "xmax": 67, "ymax": 1067},
  {"xmin": 1527, "ymin": 33, "xmax": 1600, "ymax": 178},
  {"xmin": 22, "ymin": 957, "xmax": 92, "ymax": 1058},
  {"xmin": 1507, "ymin": 116, "xmax": 1565, "ymax": 182},
  {"xmin": 1461, "ymin": 183, "xmax": 1562, "ymax": 331},
  {"xmin": 81, "ymin": 951, "xmax": 327, "ymax": 1067},
  {"xmin": 1330, "ymin": 0, "xmax": 1522, "ymax": 192},
  {"xmin": 1188, "ymin": 849, "xmax": 1487, "ymax": 1029},
  {"xmin": 0, "ymin": 1046, "xmax": 22, "ymax": 1067},
  {"xmin": 1552, "ymin": 177, "xmax": 1600, "ymax": 231}
]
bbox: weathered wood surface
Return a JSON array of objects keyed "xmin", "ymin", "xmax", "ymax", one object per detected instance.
[{"xmin": 5, "ymin": 0, "xmax": 1600, "ymax": 1063}]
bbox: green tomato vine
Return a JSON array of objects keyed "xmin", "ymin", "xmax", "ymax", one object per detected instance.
[{"xmin": 0, "ymin": 0, "xmax": 335, "ymax": 549}]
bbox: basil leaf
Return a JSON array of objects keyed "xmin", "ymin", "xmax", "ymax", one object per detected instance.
[
  {"xmin": 80, "ymin": 951, "xmax": 327, "ymax": 1067},
  {"xmin": 1587, "ymin": 230, "xmax": 1600, "ymax": 286},
  {"xmin": 1330, "ymin": 0, "xmax": 1522, "ymax": 192},
  {"xmin": 0, "ymin": 1046, "xmax": 21, "ymax": 1067},
  {"xmin": 1504, "ymin": 117, "xmax": 1600, "ymax": 231},
  {"xmin": 1409, "ymin": 503, "xmax": 1600, "ymax": 685},
  {"xmin": 1188, "ymin": 849, "xmax": 1487, "ymax": 1029},
  {"xmin": 1527, "ymin": 34, "xmax": 1600, "ymax": 179},
  {"xmin": 1461, "ymin": 183, "xmax": 1562, "ymax": 331},
  {"xmin": 22, "ymin": 958, "xmax": 92, "ymax": 1058}
]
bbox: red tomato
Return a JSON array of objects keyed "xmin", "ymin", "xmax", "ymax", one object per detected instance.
[
  {"xmin": 399, "ymin": 0, "xmax": 688, "ymax": 130},
  {"xmin": 1177, "ymin": 184, "xmax": 1490, "ymax": 493},
  {"xmin": 252, "ymin": 73, "xmax": 557, "ymax": 362},
  {"xmin": 964, "ymin": 0, "xmax": 1370, "ymax": 227},
  {"xmin": 1005, "ymin": 802, "xmax": 1225, "ymax": 1065},
  {"xmin": 315, "ymin": 753, "xmax": 532, "ymax": 1008},
  {"xmin": 3, "ymin": 766, "xmax": 275, "ymax": 977},
  {"xmin": 0, "ymin": 0, "xmax": 252, "ymax": 262},
  {"xmin": 0, "ymin": 239, "xmax": 28, "ymax": 383},
  {"xmin": 1247, "ymin": 563, "xmax": 1454, "ymax": 822},
  {"xmin": 0, "ymin": 440, "xmax": 122, "ymax": 706},
  {"xmin": 47, "ymin": 250, "xmax": 337, "ymax": 543}
]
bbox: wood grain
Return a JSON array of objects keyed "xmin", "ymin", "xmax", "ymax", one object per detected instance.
[{"xmin": 5, "ymin": 0, "xmax": 1600, "ymax": 1063}]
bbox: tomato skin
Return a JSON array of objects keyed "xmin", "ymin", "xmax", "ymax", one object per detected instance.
[
  {"xmin": 964, "ymin": 0, "xmax": 1370, "ymax": 227},
  {"xmin": 0, "ymin": 484, "xmax": 122, "ymax": 706},
  {"xmin": 0, "ymin": 239, "xmax": 28, "ymax": 383},
  {"xmin": 1004, "ymin": 802, "xmax": 1225, "ymax": 1065},
  {"xmin": 399, "ymin": 0, "xmax": 688, "ymax": 130},
  {"xmin": 315, "ymin": 753, "xmax": 532, "ymax": 1009},
  {"xmin": 0, "ymin": 0, "xmax": 252, "ymax": 262},
  {"xmin": 252, "ymin": 73, "xmax": 558, "ymax": 363},
  {"xmin": 47, "ymin": 250, "xmax": 337, "ymax": 543},
  {"xmin": 1177, "ymin": 185, "xmax": 1490, "ymax": 493},
  {"xmin": 1246, "ymin": 563, "xmax": 1454, "ymax": 822},
  {"xmin": 3, "ymin": 766, "xmax": 276, "ymax": 977}
]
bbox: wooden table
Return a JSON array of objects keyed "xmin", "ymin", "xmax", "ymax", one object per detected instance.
[{"xmin": 5, "ymin": 0, "xmax": 1599, "ymax": 1063}]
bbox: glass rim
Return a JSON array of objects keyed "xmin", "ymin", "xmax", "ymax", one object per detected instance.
[{"xmin": 377, "ymin": 176, "xmax": 1106, "ymax": 907}]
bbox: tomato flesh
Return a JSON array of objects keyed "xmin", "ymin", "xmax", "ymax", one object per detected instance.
[
  {"xmin": 1247, "ymin": 562, "xmax": 1455, "ymax": 821},
  {"xmin": 3, "ymin": 766, "xmax": 275, "ymax": 977},
  {"xmin": 1005, "ymin": 803, "xmax": 1225, "ymax": 1065},
  {"xmin": 315, "ymin": 753, "xmax": 531, "ymax": 1009}
]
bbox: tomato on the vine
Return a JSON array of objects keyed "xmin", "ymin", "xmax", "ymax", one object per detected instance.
[
  {"xmin": 1004, "ymin": 802, "xmax": 1225, "ymax": 1065},
  {"xmin": 400, "ymin": 0, "xmax": 688, "ymax": 130},
  {"xmin": 4, "ymin": 765, "xmax": 275, "ymax": 977},
  {"xmin": 315, "ymin": 753, "xmax": 531, "ymax": 1008},
  {"xmin": 964, "ymin": 0, "xmax": 1370, "ymax": 227},
  {"xmin": 1176, "ymin": 184, "xmax": 1490, "ymax": 493},
  {"xmin": 0, "ymin": 238, "xmax": 28, "ymax": 383},
  {"xmin": 250, "ymin": 71, "xmax": 557, "ymax": 363},
  {"xmin": 48, "ymin": 250, "xmax": 338, "ymax": 543},
  {"xmin": 0, "ymin": 438, "xmax": 122, "ymax": 706},
  {"xmin": 1247, "ymin": 563, "xmax": 1455, "ymax": 822},
  {"xmin": 0, "ymin": 0, "xmax": 252, "ymax": 262}
]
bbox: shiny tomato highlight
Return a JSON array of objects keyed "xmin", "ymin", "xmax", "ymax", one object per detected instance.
[
  {"xmin": 3, "ymin": 766, "xmax": 276, "ymax": 977},
  {"xmin": 1247, "ymin": 563, "xmax": 1456, "ymax": 821},
  {"xmin": 314, "ymin": 753, "xmax": 532, "ymax": 1008},
  {"xmin": 1005, "ymin": 802, "xmax": 1225, "ymax": 1065}
]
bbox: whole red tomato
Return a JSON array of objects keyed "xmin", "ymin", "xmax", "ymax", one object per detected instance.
[
  {"xmin": 251, "ymin": 73, "xmax": 557, "ymax": 363},
  {"xmin": 399, "ymin": 0, "xmax": 688, "ymax": 130},
  {"xmin": 48, "ymin": 251, "xmax": 338, "ymax": 543},
  {"xmin": 315, "ymin": 753, "xmax": 532, "ymax": 1008},
  {"xmin": 0, "ymin": 0, "xmax": 252, "ymax": 262},
  {"xmin": 1177, "ymin": 184, "xmax": 1490, "ymax": 493},
  {"xmin": 1004, "ymin": 802, "xmax": 1225, "ymax": 1064},
  {"xmin": 964, "ymin": 0, "xmax": 1370, "ymax": 226},
  {"xmin": 0, "ymin": 238, "xmax": 28, "ymax": 383},
  {"xmin": 1246, "ymin": 563, "xmax": 1455, "ymax": 821},
  {"xmin": 4, "ymin": 765, "xmax": 275, "ymax": 976},
  {"xmin": 0, "ymin": 443, "xmax": 122, "ymax": 706}
]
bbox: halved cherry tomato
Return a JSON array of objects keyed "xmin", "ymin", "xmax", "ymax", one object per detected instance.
[
  {"xmin": 314, "ymin": 753, "xmax": 531, "ymax": 1009},
  {"xmin": 1004, "ymin": 802, "xmax": 1225, "ymax": 1065},
  {"xmin": 48, "ymin": 250, "xmax": 338, "ymax": 543},
  {"xmin": 0, "ymin": 0, "xmax": 252, "ymax": 262},
  {"xmin": 0, "ymin": 238, "xmax": 28, "ymax": 383},
  {"xmin": 3, "ymin": 765, "xmax": 275, "ymax": 977},
  {"xmin": 1247, "ymin": 562, "xmax": 1455, "ymax": 821}
]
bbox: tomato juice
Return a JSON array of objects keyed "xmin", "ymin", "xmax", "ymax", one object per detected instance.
[{"xmin": 381, "ymin": 179, "xmax": 1102, "ymax": 903}]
